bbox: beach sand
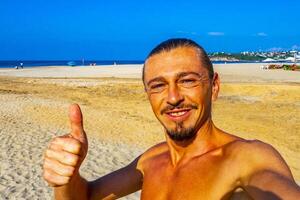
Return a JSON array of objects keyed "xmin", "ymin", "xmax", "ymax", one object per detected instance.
[{"xmin": 0, "ymin": 63, "xmax": 299, "ymax": 199}]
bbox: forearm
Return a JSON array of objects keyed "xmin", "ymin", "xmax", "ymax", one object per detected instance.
[
  {"xmin": 54, "ymin": 173, "xmax": 89, "ymax": 200},
  {"xmin": 245, "ymin": 170, "xmax": 300, "ymax": 200}
]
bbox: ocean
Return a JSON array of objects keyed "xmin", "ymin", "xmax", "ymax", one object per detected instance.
[
  {"xmin": 0, "ymin": 60, "xmax": 269, "ymax": 69},
  {"xmin": 0, "ymin": 60, "xmax": 146, "ymax": 69}
]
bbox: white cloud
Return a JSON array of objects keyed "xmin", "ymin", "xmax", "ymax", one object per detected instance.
[
  {"xmin": 207, "ymin": 32, "xmax": 224, "ymax": 36},
  {"xmin": 176, "ymin": 30, "xmax": 198, "ymax": 35},
  {"xmin": 257, "ymin": 32, "xmax": 267, "ymax": 37}
]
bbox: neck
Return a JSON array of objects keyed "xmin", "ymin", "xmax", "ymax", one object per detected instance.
[{"xmin": 166, "ymin": 118, "xmax": 218, "ymax": 166}]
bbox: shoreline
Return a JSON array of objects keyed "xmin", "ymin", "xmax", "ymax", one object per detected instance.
[
  {"xmin": 0, "ymin": 63, "xmax": 299, "ymax": 83},
  {"xmin": 1, "ymin": 62, "xmax": 298, "ymax": 70}
]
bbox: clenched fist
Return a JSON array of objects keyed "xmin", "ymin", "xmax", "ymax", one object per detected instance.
[{"xmin": 43, "ymin": 104, "xmax": 88, "ymax": 187}]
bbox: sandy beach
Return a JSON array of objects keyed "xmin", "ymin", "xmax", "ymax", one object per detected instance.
[
  {"xmin": 0, "ymin": 63, "xmax": 299, "ymax": 199},
  {"xmin": 1, "ymin": 63, "xmax": 300, "ymax": 83}
]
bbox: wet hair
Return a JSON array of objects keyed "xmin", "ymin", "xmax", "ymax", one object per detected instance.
[{"xmin": 142, "ymin": 38, "xmax": 214, "ymax": 84}]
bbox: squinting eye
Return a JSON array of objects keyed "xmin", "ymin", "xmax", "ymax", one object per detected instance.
[
  {"xmin": 180, "ymin": 79, "xmax": 196, "ymax": 84},
  {"xmin": 178, "ymin": 78, "xmax": 200, "ymax": 88},
  {"xmin": 148, "ymin": 83, "xmax": 167, "ymax": 93},
  {"xmin": 151, "ymin": 83, "xmax": 165, "ymax": 89}
]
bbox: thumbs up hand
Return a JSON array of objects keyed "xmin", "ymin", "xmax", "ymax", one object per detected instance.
[
  {"xmin": 69, "ymin": 104, "xmax": 88, "ymax": 144},
  {"xmin": 43, "ymin": 104, "xmax": 88, "ymax": 187}
]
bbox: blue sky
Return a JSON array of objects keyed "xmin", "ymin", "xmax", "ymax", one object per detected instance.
[{"xmin": 0, "ymin": 0, "xmax": 299, "ymax": 60}]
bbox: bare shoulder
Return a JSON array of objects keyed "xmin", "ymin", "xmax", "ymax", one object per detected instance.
[
  {"xmin": 226, "ymin": 139, "xmax": 294, "ymax": 183},
  {"xmin": 227, "ymin": 139, "xmax": 285, "ymax": 162},
  {"xmin": 136, "ymin": 142, "xmax": 169, "ymax": 174}
]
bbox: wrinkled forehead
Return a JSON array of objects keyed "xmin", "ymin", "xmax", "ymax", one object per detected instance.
[{"xmin": 144, "ymin": 47, "xmax": 209, "ymax": 82}]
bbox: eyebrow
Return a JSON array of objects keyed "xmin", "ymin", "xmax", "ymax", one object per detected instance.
[
  {"xmin": 147, "ymin": 77, "xmax": 166, "ymax": 86},
  {"xmin": 176, "ymin": 71, "xmax": 205, "ymax": 79},
  {"xmin": 146, "ymin": 71, "xmax": 205, "ymax": 86}
]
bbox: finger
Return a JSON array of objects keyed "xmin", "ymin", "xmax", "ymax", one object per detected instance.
[
  {"xmin": 52, "ymin": 137, "xmax": 82, "ymax": 155},
  {"xmin": 43, "ymin": 168, "xmax": 71, "ymax": 187},
  {"xmin": 44, "ymin": 158, "xmax": 75, "ymax": 177},
  {"xmin": 48, "ymin": 134, "xmax": 70, "ymax": 151},
  {"xmin": 45, "ymin": 148, "xmax": 79, "ymax": 166},
  {"xmin": 69, "ymin": 104, "xmax": 86, "ymax": 143},
  {"xmin": 48, "ymin": 141, "xmax": 62, "ymax": 151}
]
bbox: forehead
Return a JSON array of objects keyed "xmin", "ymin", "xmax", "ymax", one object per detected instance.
[{"xmin": 144, "ymin": 46, "xmax": 207, "ymax": 82}]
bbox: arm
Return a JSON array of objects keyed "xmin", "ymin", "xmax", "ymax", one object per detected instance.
[
  {"xmin": 245, "ymin": 170, "xmax": 300, "ymax": 200},
  {"xmin": 53, "ymin": 157, "xmax": 143, "ymax": 200},
  {"xmin": 54, "ymin": 173, "xmax": 89, "ymax": 200},
  {"xmin": 240, "ymin": 141, "xmax": 300, "ymax": 199},
  {"xmin": 88, "ymin": 157, "xmax": 143, "ymax": 200},
  {"xmin": 43, "ymin": 104, "xmax": 143, "ymax": 200}
]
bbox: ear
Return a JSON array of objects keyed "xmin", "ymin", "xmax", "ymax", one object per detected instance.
[{"xmin": 211, "ymin": 72, "xmax": 220, "ymax": 101}]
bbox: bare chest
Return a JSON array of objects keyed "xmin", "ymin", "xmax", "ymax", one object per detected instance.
[{"xmin": 140, "ymin": 156, "xmax": 239, "ymax": 200}]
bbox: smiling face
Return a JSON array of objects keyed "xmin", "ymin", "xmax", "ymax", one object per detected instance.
[{"xmin": 144, "ymin": 46, "xmax": 219, "ymax": 141}]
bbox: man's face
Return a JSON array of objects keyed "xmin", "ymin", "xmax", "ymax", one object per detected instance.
[{"xmin": 144, "ymin": 46, "xmax": 218, "ymax": 141}]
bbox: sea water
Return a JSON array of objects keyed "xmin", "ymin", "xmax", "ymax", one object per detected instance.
[{"xmin": 0, "ymin": 60, "xmax": 266, "ymax": 69}]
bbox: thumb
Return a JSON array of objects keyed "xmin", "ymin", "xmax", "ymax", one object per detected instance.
[{"xmin": 69, "ymin": 104, "xmax": 87, "ymax": 143}]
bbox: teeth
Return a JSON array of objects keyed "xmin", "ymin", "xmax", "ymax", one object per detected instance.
[{"xmin": 169, "ymin": 111, "xmax": 186, "ymax": 116}]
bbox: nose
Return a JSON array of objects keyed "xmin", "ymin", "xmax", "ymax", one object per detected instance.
[{"xmin": 166, "ymin": 84, "xmax": 184, "ymax": 106}]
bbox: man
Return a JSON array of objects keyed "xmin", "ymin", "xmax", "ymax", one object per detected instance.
[{"xmin": 43, "ymin": 38, "xmax": 300, "ymax": 199}]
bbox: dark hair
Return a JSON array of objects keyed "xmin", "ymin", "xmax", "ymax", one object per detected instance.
[{"xmin": 143, "ymin": 38, "xmax": 214, "ymax": 84}]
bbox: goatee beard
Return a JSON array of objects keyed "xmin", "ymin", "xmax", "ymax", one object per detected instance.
[{"xmin": 166, "ymin": 121, "xmax": 196, "ymax": 141}]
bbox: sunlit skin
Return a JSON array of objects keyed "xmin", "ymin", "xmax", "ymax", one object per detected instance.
[
  {"xmin": 144, "ymin": 47, "xmax": 216, "ymax": 143},
  {"xmin": 43, "ymin": 46, "xmax": 300, "ymax": 200},
  {"xmin": 138, "ymin": 47, "xmax": 242, "ymax": 199}
]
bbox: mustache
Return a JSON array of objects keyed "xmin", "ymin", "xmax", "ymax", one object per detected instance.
[{"xmin": 160, "ymin": 104, "xmax": 198, "ymax": 115}]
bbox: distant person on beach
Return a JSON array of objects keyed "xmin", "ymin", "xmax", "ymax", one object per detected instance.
[
  {"xmin": 43, "ymin": 38, "xmax": 300, "ymax": 199},
  {"xmin": 20, "ymin": 62, "xmax": 23, "ymax": 69}
]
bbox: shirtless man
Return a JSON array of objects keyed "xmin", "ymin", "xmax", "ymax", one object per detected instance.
[{"xmin": 43, "ymin": 38, "xmax": 300, "ymax": 199}]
